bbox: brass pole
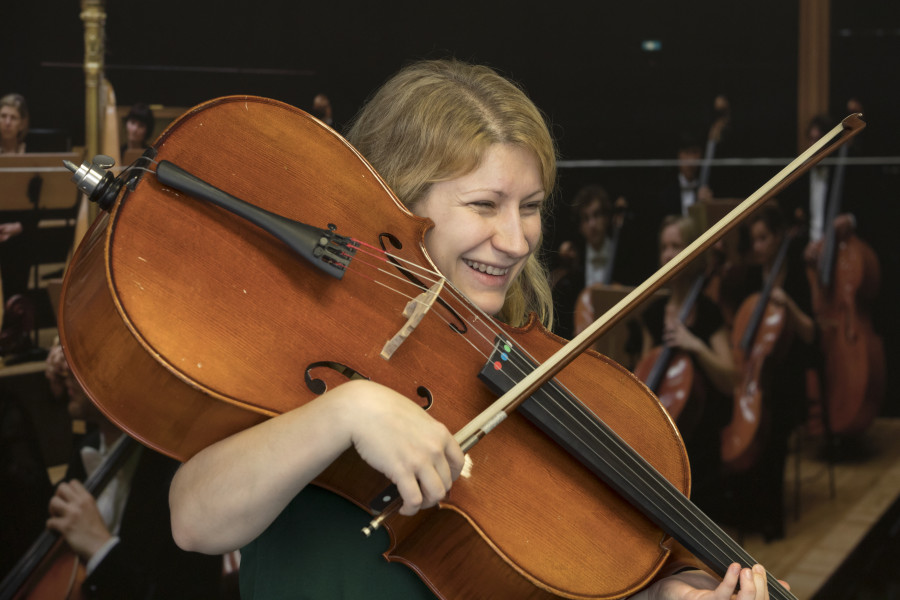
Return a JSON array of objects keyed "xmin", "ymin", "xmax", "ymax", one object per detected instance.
[{"xmin": 80, "ymin": 0, "xmax": 106, "ymax": 223}]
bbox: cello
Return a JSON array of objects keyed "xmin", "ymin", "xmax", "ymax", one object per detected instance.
[
  {"xmin": 807, "ymin": 142, "xmax": 885, "ymax": 436},
  {"xmin": 697, "ymin": 94, "xmax": 731, "ymax": 194},
  {"xmin": 722, "ymin": 228, "xmax": 795, "ymax": 472},
  {"xmin": 0, "ymin": 435, "xmax": 138, "ymax": 600},
  {"xmin": 632, "ymin": 270, "xmax": 710, "ymax": 434},
  {"xmin": 58, "ymin": 98, "xmax": 857, "ymax": 599}
]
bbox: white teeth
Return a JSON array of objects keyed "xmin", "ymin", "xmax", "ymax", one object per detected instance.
[{"xmin": 464, "ymin": 260, "xmax": 509, "ymax": 276}]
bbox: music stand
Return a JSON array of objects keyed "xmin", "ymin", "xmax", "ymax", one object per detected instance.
[
  {"xmin": 0, "ymin": 150, "xmax": 85, "ymax": 345},
  {"xmin": 582, "ymin": 284, "xmax": 669, "ymax": 371},
  {"xmin": 0, "ymin": 150, "xmax": 84, "ymax": 212},
  {"xmin": 689, "ymin": 198, "xmax": 743, "ymax": 265}
]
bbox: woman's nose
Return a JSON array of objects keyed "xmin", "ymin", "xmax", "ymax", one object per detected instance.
[{"xmin": 493, "ymin": 210, "xmax": 531, "ymax": 258}]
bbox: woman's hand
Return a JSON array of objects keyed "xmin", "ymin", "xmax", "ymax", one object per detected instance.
[
  {"xmin": 342, "ymin": 380, "xmax": 466, "ymax": 515},
  {"xmin": 170, "ymin": 378, "xmax": 465, "ymax": 553},
  {"xmin": 663, "ymin": 320, "xmax": 704, "ymax": 354},
  {"xmin": 638, "ymin": 564, "xmax": 785, "ymax": 600}
]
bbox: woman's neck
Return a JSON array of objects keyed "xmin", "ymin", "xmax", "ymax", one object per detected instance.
[{"xmin": 1, "ymin": 138, "xmax": 20, "ymax": 153}]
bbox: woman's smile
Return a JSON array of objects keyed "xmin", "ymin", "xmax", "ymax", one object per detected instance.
[{"xmin": 413, "ymin": 144, "xmax": 545, "ymax": 316}]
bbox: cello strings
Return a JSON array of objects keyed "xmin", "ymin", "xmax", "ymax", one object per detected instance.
[
  {"xmin": 344, "ymin": 241, "xmax": 535, "ymax": 362},
  {"xmin": 531, "ymin": 400, "xmax": 793, "ymax": 598},
  {"xmin": 345, "ymin": 252, "xmax": 790, "ymax": 595},
  {"xmin": 501, "ymin": 365, "xmax": 794, "ymax": 597},
  {"xmin": 138, "ymin": 164, "xmax": 782, "ymax": 592}
]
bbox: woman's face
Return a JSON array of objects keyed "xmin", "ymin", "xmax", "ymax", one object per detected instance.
[
  {"xmin": 659, "ymin": 223, "xmax": 686, "ymax": 266},
  {"xmin": 750, "ymin": 220, "xmax": 780, "ymax": 267},
  {"xmin": 578, "ymin": 199, "xmax": 609, "ymax": 250},
  {"xmin": 414, "ymin": 144, "xmax": 544, "ymax": 316},
  {"xmin": 126, "ymin": 118, "xmax": 148, "ymax": 146},
  {"xmin": 0, "ymin": 105, "xmax": 24, "ymax": 143}
]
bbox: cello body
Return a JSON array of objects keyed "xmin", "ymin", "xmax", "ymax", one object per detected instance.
[
  {"xmin": 722, "ymin": 293, "xmax": 789, "ymax": 472},
  {"xmin": 807, "ymin": 133, "xmax": 885, "ymax": 437},
  {"xmin": 5, "ymin": 543, "xmax": 84, "ymax": 600},
  {"xmin": 59, "ymin": 96, "xmax": 693, "ymax": 599},
  {"xmin": 810, "ymin": 233, "xmax": 885, "ymax": 436},
  {"xmin": 631, "ymin": 272, "xmax": 712, "ymax": 437},
  {"xmin": 632, "ymin": 347, "xmax": 705, "ymax": 436}
]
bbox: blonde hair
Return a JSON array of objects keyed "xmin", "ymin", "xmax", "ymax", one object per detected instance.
[
  {"xmin": 345, "ymin": 59, "xmax": 557, "ymax": 328},
  {"xmin": 659, "ymin": 215, "xmax": 699, "ymax": 247},
  {"xmin": 659, "ymin": 215, "xmax": 704, "ymax": 279}
]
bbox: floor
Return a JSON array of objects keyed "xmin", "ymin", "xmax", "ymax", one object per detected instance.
[{"xmin": 734, "ymin": 418, "xmax": 900, "ymax": 599}]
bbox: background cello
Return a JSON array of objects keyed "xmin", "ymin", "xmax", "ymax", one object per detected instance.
[
  {"xmin": 723, "ymin": 226, "xmax": 795, "ymax": 472},
  {"xmin": 633, "ymin": 270, "xmax": 710, "ymax": 432},
  {"xmin": 0, "ymin": 436, "xmax": 137, "ymax": 600},
  {"xmin": 807, "ymin": 141, "xmax": 885, "ymax": 437}
]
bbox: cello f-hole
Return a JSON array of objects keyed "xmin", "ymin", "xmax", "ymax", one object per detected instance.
[
  {"xmin": 415, "ymin": 386, "xmax": 434, "ymax": 411},
  {"xmin": 304, "ymin": 361, "xmax": 369, "ymax": 394}
]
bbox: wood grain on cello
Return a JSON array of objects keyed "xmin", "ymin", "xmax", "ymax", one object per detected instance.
[
  {"xmin": 807, "ymin": 143, "xmax": 885, "ymax": 436},
  {"xmin": 723, "ymin": 232, "xmax": 795, "ymax": 472},
  {"xmin": 57, "ymin": 97, "xmax": 860, "ymax": 599}
]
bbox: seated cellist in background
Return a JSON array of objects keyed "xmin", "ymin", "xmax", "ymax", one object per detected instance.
[
  {"xmin": 635, "ymin": 215, "xmax": 736, "ymax": 519},
  {"xmin": 722, "ymin": 202, "xmax": 816, "ymax": 541},
  {"xmin": 794, "ymin": 104, "xmax": 885, "ymax": 445},
  {"xmin": 34, "ymin": 344, "xmax": 224, "ymax": 599}
]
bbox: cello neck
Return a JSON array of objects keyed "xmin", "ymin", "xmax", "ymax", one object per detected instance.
[
  {"xmin": 698, "ymin": 137, "xmax": 717, "ymax": 191},
  {"xmin": 818, "ymin": 142, "xmax": 850, "ymax": 287},
  {"xmin": 478, "ymin": 340, "xmax": 797, "ymax": 600},
  {"xmin": 645, "ymin": 272, "xmax": 708, "ymax": 391},
  {"xmin": 739, "ymin": 233, "xmax": 793, "ymax": 352}
]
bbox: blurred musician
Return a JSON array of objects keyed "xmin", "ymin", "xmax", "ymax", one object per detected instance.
[
  {"xmin": 31, "ymin": 344, "xmax": 224, "ymax": 599},
  {"xmin": 635, "ymin": 215, "xmax": 735, "ymax": 517},
  {"xmin": 551, "ymin": 184, "xmax": 627, "ymax": 339},
  {"xmin": 0, "ymin": 93, "xmax": 28, "ymax": 154},
  {"xmin": 723, "ymin": 202, "xmax": 816, "ymax": 541},
  {"xmin": 800, "ymin": 103, "xmax": 885, "ymax": 441}
]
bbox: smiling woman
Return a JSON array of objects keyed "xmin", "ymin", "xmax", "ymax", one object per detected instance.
[
  {"xmin": 166, "ymin": 59, "xmax": 779, "ymax": 600},
  {"xmin": 412, "ymin": 143, "xmax": 544, "ymax": 317},
  {"xmin": 344, "ymin": 60, "xmax": 558, "ymax": 328}
]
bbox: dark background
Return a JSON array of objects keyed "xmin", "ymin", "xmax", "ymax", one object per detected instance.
[
  {"xmin": 4, "ymin": 2, "xmax": 899, "ymax": 158},
  {"xmin": 2, "ymin": 0, "xmax": 899, "ymax": 415}
]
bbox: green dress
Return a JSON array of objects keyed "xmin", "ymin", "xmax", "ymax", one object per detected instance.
[{"xmin": 239, "ymin": 485, "xmax": 437, "ymax": 599}]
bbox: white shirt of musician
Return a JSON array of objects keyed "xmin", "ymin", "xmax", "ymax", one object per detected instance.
[
  {"xmin": 679, "ymin": 173, "xmax": 698, "ymax": 217},
  {"xmin": 584, "ymin": 238, "xmax": 613, "ymax": 287},
  {"xmin": 80, "ymin": 435, "xmax": 141, "ymax": 575},
  {"xmin": 809, "ymin": 166, "xmax": 829, "ymax": 242}
]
